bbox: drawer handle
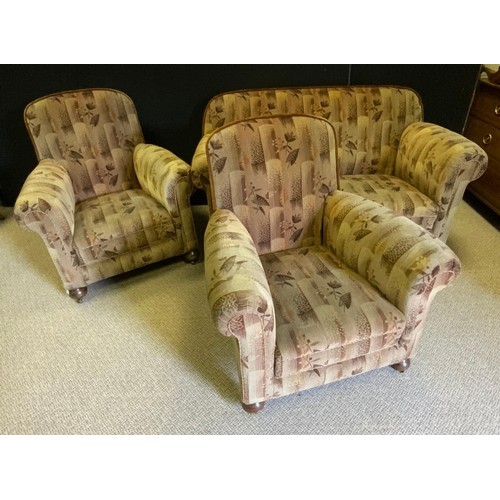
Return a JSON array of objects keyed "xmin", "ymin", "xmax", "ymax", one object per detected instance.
[
  {"xmin": 495, "ymin": 105, "xmax": 500, "ymax": 116},
  {"xmin": 483, "ymin": 133, "xmax": 492, "ymax": 145}
]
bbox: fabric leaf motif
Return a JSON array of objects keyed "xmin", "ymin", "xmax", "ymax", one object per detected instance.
[
  {"xmin": 219, "ymin": 255, "xmax": 236, "ymax": 273},
  {"xmin": 243, "ymin": 122, "xmax": 255, "ymax": 132},
  {"xmin": 215, "ymin": 215, "xmax": 229, "ymax": 223},
  {"xmin": 286, "ymin": 148, "xmax": 300, "ymax": 165},
  {"xmin": 339, "ymin": 292, "xmax": 351, "ymax": 310},
  {"xmin": 104, "ymin": 247, "xmax": 119, "ymax": 258},
  {"xmin": 122, "ymin": 201, "xmax": 135, "ymax": 212},
  {"xmin": 290, "ymin": 228, "xmax": 303, "ymax": 243},
  {"xmin": 327, "ymin": 281, "xmax": 342, "ymax": 290},
  {"xmin": 69, "ymin": 150, "xmax": 83, "ymax": 164},
  {"xmin": 353, "ymin": 228, "xmax": 371, "ymax": 241},
  {"xmin": 254, "ymin": 193, "xmax": 269, "ymax": 207},
  {"xmin": 218, "ymin": 255, "xmax": 248, "ymax": 274},
  {"xmin": 213, "ymin": 157, "xmax": 227, "ymax": 174},
  {"xmin": 273, "ymin": 273, "xmax": 295, "ymax": 287},
  {"xmin": 210, "ymin": 139, "xmax": 223, "ymax": 150},
  {"xmin": 38, "ymin": 198, "xmax": 51, "ymax": 212},
  {"xmin": 319, "ymin": 183, "xmax": 332, "ymax": 195}
]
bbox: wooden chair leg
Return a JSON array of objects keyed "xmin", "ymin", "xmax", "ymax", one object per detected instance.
[
  {"xmin": 242, "ymin": 401, "xmax": 265, "ymax": 413},
  {"xmin": 391, "ymin": 359, "xmax": 411, "ymax": 373},
  {"xmin": 184, "ymin": 249, "xmax": 199, "ymax": 264},
  {"xmin": 67, "ymin": 287, "xmax": 88, "ymax": 303}
]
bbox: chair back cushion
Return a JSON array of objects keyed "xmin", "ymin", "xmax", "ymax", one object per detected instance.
[
  {"xmin": 24, "ymin": 88, "xmax": 144, "ymax": 202},
  {"xmin": 206, "ymin": 115, "xmax": 338, "ymax": 255},
  {"xmin": 202, "ymin": 86, "xmax": 423, "ymax": 177}
]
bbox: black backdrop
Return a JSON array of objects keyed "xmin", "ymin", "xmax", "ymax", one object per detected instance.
[{"xmin": 0, "ymin": 64, "xmax": 480, "ymax": 206}]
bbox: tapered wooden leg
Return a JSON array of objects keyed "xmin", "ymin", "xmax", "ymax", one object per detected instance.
[
  {"xmin": 391, "ymin": 359, "xmax": 411, "ymax": 373},
  {"xmin": 184, "ymin": 249, "xmax": 199, "ymax": 264},
  {"xmin": 67, "ymin": 287, "xmax": 88, "ymax": 303},
  {"xmin": 242, "ymin": 401, "xmax": 265, "ymax": 413}
]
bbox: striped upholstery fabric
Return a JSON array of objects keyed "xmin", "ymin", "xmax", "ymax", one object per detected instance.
[
  {"xmin": 74, "ymin": 190, "xmax": 177, "ymax": 265},
  {"xmin": 262, "ymin": 246, "xmax": 406, "ymax": 378},
  {"xmin": 202, "ymin": 86, "xmax": 422, "ymax": 177},
  {"xmin": 204, "ymin": 116, "xmax": 461, "ymax": 407},
  {"xmin": 193, "ymin": 86, "xmax": 422, "ymax": 190},
  {"xmin": 339, "ymin": 174, "xmax": 438, "ymax": 230},
  {"xmin": 206, "ymin": 115, "xmax": 336, "ymax": 255},
  {"xmin": 395, "ymin": 122, "xmax": 488, "ymax": 241},
  {"xmin": 193, "ymin": 86, "xmax": 488, "ymax": 241},
  {"xmin": 24, "ymin": 89, "xmax": 143, "ymax": 203},
  {"xmin": 15, "ymin": 89, "xmax": 198, "ymax": 293}
]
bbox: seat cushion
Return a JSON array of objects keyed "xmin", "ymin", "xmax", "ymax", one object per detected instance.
[
  {"xmin": 73, "ymin": 189, "xmax": 176, "ymax": 265},
  {"xmin": 340, "ymin": 174, "xmax": 439, "ymax": 230},
  {"xmin": 260, "ymin": 246, "xmax": 406, "ymax": 378}
]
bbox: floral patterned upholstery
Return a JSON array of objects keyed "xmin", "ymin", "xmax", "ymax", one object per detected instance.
[
  {"xmin": 262, "ymin": 246, "xmax": 407, "ymax": 378},
  {"xmin": 14, "ymin": 88, "xmax": 198, "ymax": 297},
  {"xmin": 206, "ymin": 114, "xmax": 336, "ymax": 254},
  {"xmin": 339, "ymin": 174, "xmax": 439, "ymax": 230},
  {"xmin": 193, "ymin": 86, "xmax": 488, "ymax": 241},
  {"xmin": 204, "ymin": 116, "xmax": 461, "ymax": 410}
]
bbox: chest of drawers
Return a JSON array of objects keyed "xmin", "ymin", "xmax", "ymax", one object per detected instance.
[{"xmin": 464, "ymin": 79, "xmax": 500, "ymax": 215}]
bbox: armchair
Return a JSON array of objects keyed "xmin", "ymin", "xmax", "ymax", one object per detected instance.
[
  {"xmin": 14, "ymin": 88, "xmax": 199, "ymax": 301},
  {"xmin": 204, "ymin": 115, "xmax": 461, "ymax": 412},
  {"xmin": 193, "ymin": 86, "xmax": 488, "ymax": 241}
]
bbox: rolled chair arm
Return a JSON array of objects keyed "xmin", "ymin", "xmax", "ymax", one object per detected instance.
[
  {"xmin": 134, "ymin": 143, "xmax": 197, "ymax": 252},
  {"xmin": 396, "ymin": 121, "xmax": 488, "ymax": 240},
  {"xmin": 323, "ymin": 191, "xmax": 461, "ymax": 312},
  {"xmin": 13, "ymin": 159, "xmax": 85, "ymax": 290},
  {"xmin": 205, "ymin": 209, "xmax": 276, "ymax": 404},
  {"xmin": 14, "ymin": 159, "xmax": 76, "ymax": 244},
  {"xmin": 134, "ymin": 143, "xmax": 193, "ymax": 210},
  {"xmin": 323, "ymin": 191, "xmax": 461, "ymax": 356},
  {"xmin": 205, "ymin": 209, "xmax": 275, "ymax": 337},
  {"xmin": 191, "ymin": 134, "xmax": 210, "ymax": 192}
]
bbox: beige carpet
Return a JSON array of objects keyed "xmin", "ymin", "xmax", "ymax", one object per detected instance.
[{"xmin": 0, "ymin": 201, "xmax": 499, "ymax": 434}]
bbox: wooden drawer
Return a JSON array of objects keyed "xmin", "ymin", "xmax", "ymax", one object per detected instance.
[
  {"xmin": 464, "ymin": 80, "xmax": 500, "ymax": 214},
  {"xmin": 464, "ymin": 116, "xmax": 500, "ymax": 164},
  {"xmin": 469, "ymin": 81, "xmax": 500, "ymax": 128},
  {"xmin": 465, "ymin": 115, "xmax": 500, "ymax": 214}
]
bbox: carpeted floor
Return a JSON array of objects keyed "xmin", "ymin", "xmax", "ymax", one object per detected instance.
[{"xmin": 0, "ymin": 201, "xmax": 499, "ymax": 434}]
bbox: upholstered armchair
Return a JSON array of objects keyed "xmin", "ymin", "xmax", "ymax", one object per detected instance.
[
  {"xmin": 193, "ymin": 86, "xmax": 488, "ymax": 242},
  {"xmin": 204, "ymin": 115, "xmax": 461, "ymax": 412},
  {"xmin": 14, "ymin": 88, "xmax": 199, "ymax": 302}
]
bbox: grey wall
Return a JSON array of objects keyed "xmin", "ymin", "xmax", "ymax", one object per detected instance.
[{"xmin": 0, "ymin": 64, "xmax": 480, "ymax": 206}]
